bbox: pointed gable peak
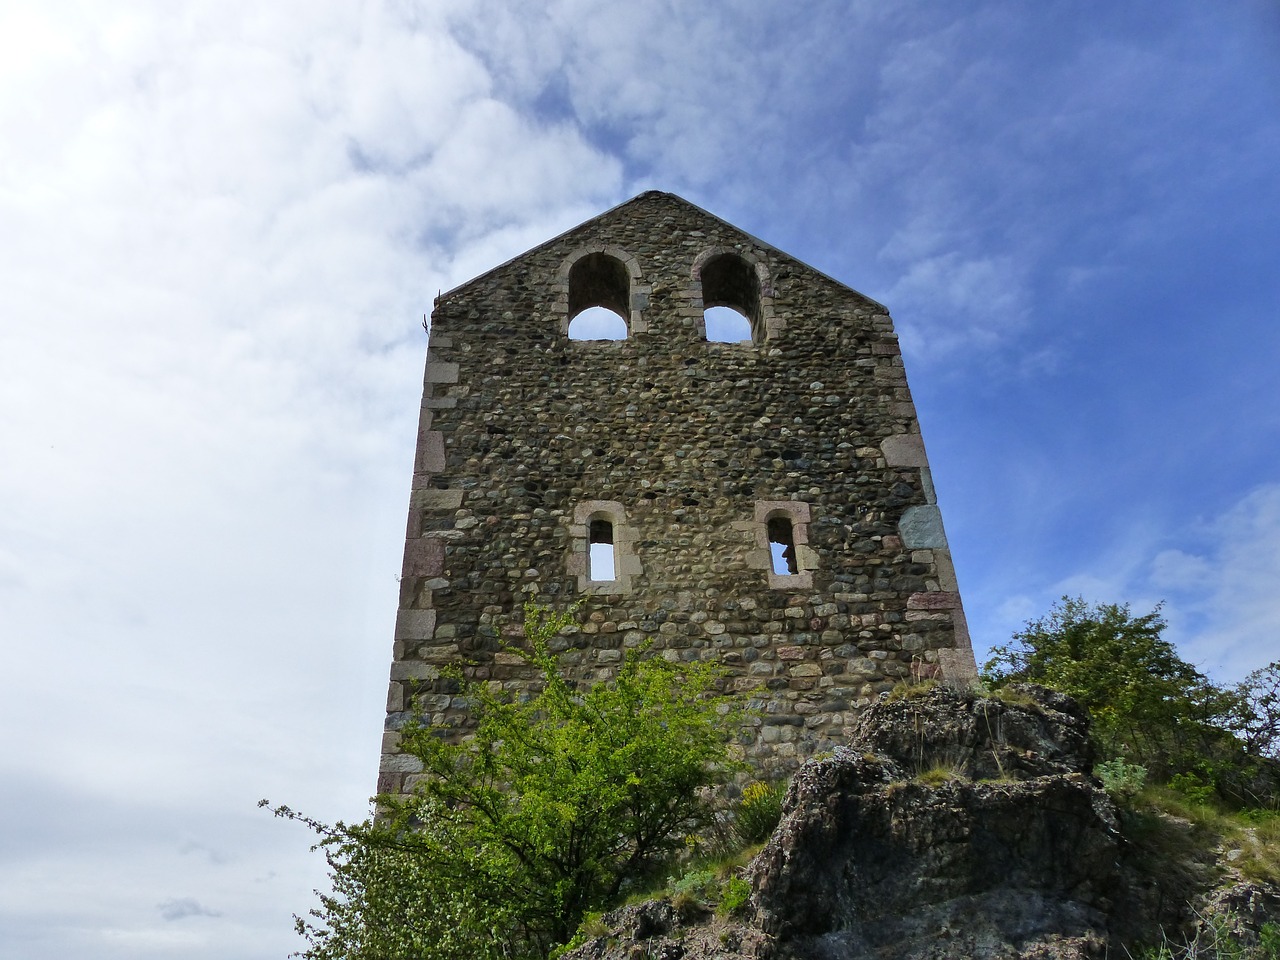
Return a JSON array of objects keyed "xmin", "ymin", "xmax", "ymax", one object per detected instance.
[{"xmin": 434, "ymin": 190, "xmax": 880, "ymax": 313}]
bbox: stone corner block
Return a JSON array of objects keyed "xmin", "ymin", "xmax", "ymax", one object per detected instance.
[
  {"xmin": 899, "ymin": 505, "xmax": 948, "ymax": 549},
  {"xmin": 937, "ymin": 647, "xmax": 978, "ymax": 682},
  {"xmin": 380, "ymin": 753, "xmax": 424, "ymax": 774},
  {"xmin": 415, "ymin": 431, "xmax": 446, "ymax": 474},
  {"xmin": 394, "ymin": 608, "xmax": 437, "ymax": 641},
  {"xmin": 412, "ymin": 488, "xmax": 464, "ymax": 511},
  {"xmin": 881, "ymin": 433, "xmax": 929, "ymax": 468},
  {"xmin": 424, "ymin": 361, "xmax": 460, "ymax": 384}
]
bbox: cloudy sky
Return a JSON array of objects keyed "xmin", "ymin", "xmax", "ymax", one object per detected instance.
[{"xmin": 2, "ymin": 1, "xmax": 1278, "ymax": 956}]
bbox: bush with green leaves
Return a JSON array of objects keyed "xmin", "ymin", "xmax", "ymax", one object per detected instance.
[
  {"xmin": 717, "ymin": 877, "xmax": 752, "ymax": 916},
  {"xmin": 1095, "ymin": 758, "xmax": 1147, "ymax": 804},
  {"xmin": 983, "ymin": 597, "xmax": 1252, "ymax": 796},
  {"xmin": 732, "ymin": 779, "xmax": 786, "ymax": 846},
  {"xmin": 269, "ymin": 603, "xmax": 741, "ymax": 960}
]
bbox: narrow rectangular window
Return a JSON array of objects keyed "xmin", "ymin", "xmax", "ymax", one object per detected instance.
[
  {"xmin": 589, "ymin": 519, "xmax": 615, "ymax": 581},
  {"xmin": 767, "ymin": 516, "xmax": 798, "ymax": 575}
]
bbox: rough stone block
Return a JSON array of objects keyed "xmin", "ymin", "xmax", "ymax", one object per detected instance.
[
  {"xmin": 899, "ymin": 505, "xmax": 949, "ymax": 549},
  {"xmin": 424, "ymin": 360, "xmax": 460, "ymax": 384},
  {"xmin": 411, "ymin": 489, "xmax": 464, "ymax": 511},
  {"xmin": 881, "ymin": 433, "xmax": 928, "ymax": 467},
  {"xmin": 402, "ymin": 537, "xmax": 445, "ymax": 579},
  {"xmin": 933, "ymin": 550, "xmax": 959, "ymax": 592},
  {"xmin": 907, "ymin": 591, "xmax": 961, "ymax": 610},
  {"xmin": 415, "ymin": 430, "xmax": 446, "ymax": 474},
  {"xmin": 380, "ymin": 753, "xmax": 424, "ymax": 773},
  {"xmin": 394, "ymin": 608, "xmax": 437, "ymax": 641},
  {"xmin": 389, "ymin": 660, "xmax": 440, "ymax": 681}
]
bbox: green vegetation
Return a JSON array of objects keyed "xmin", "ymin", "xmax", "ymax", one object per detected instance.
[
  {"xmin": 1136, "ymin": 913, "xmax": 1280, "ymax": 959},
  {"xmin": 1096, "ymin": 758, "xmax": 1148, "ymax": 804},
  {"xmin": 730, "ymin": 780, "xmax": 786, "ymax": 846},
  {"xmin": 271, "ymin": 596, "xmax": 1280, "ymax": 959},
  {"xmin": 915, "ymin": 762, "xmax": 966, "ymax": 787},
  {"xmin": 984, "ymin": 597, "xmax": 1280, "ymax": 807},
  {"xmin": 718, "ymin": 876, "xmax": 752, "ymax": 916},
  {"xmin": 267, "ymin": 603, "xmax": 743, "ymax": 960},
  {"xmin": 1124, "ymin": 784, "xmax": 1279, "ymax": 888},
  {"xmin": 885, "ymin": 678, "xmax": 939, "ymax": 701},
  {"xmin": 663, "ymin": 861, "xmax": 754, "ymax": 920}
]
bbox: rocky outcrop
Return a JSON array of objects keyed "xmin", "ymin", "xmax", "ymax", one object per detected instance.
[{"xmin": 562, "ymin": 684, "xmax": 1279, "ymax": 960}]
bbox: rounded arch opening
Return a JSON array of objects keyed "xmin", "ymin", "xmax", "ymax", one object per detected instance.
[
  {"xmin": 568, "ymin": 252, "xmax": 630, "ymax": 338},
  {"xmin": 700, "ymin": 252, "xmax": 762, "ymax": 343},
  {"xmin": 765, "ymin": 513, "xmax": 798, "ymax": 576}
]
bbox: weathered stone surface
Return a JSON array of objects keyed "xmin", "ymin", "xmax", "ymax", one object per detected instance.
[
  {"xmin": 843, "ymin": 683, "xmax": 1095, "ymax": 780},
  {"xmin": 563, "ymin": 685, "xmax": 1280, "ymax": 960},
  {"xmin": 899, "ymin": 504, "xmax": 948, "ymax": 549},
  {"xmin": 380, "ymin": 191, "xmax": 977, "ymax": 782}
]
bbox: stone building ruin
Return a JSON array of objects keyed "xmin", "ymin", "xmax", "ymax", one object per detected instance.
[{"xmin": 378, "ymin": 191, "xmax": 977, "ymax": 793}]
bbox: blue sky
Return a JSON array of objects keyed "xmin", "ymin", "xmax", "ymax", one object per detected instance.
[{"xmin": 1, "ymin": 1, "xmax": 1278, "ymax": 957}]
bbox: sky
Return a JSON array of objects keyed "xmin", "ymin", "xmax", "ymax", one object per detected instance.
[{"xmin": 1, "ymin": 1, "xmax": 1278, "ymax": 956}]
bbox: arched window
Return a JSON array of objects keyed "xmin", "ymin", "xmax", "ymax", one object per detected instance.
[
  {"xmin": 700, "ymin": 252, "xmax": 762, "ymax": 344},
  {"xmin": 766, "ymin": 516, "xmax": 798, "ymax": 575},
  {"xmin": 571, "ymin": 501, "xmax": 639, "ymax": 593},
  {"xmin": 568, "ymin": 252, "xmax": 630, "ymax": 340},
  {"xmin": 751, "ymin": 501, "xmax": 814, "ymax": 589},
  {"xmin": 589, "ymin": 518, "xmax": 616, "ymax": 581}
]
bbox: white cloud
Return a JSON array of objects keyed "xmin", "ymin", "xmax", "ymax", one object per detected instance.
[
  {"xmin": 1, "ymin": 1, "xmax": 1277, "ymax": 955},
  {"xmin": 972, "ymin": 485, "xmax": 1280, "ymax": 685},
  {"xmin": 885, "ymin": 251, "xmax": 1030, "ymax": 359},
  {"xmin": 0, "ymin": 1, "xmax": 624, "ymax": 955},
  {"xmin": 1150, "ymin": 485, "xmax": 1280, "ymax": 680}
]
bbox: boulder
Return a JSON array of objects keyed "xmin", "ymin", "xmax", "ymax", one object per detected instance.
[{"xmin": 563, "ymin": 684, "xmax": 1279, "ymax": 960}]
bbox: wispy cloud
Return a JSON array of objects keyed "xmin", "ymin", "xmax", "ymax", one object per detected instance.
[
  {"xmin": 158, "ymin": 898, "xmax": 223, "ymax": 922},
  {"xmin": 1150, "ymin": 485, "xmax": 1280, "ymax": 680},
  {"xmin": 2, "ymin": 2, "xmax": 1278, "ymax": 958}
]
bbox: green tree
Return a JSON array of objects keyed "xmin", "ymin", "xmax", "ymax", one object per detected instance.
[
  {"xmin": 268, "ymin": 603, "xmax": 740, "ymax": 959},
  {"xmin": 1230, "ymin": 661, "xmax": 1280, "ymax": 761},
  {"xmin": 983, "ymin": 597, "xmax": 1236, "ymax": 785}
]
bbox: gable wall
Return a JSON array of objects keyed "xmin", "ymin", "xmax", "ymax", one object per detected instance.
[{"xmin": 379, "ymin": 193, "xmax": 976, "ymax": 793}]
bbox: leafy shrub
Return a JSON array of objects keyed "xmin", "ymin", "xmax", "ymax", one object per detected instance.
[
  {"xmin": 270, "ymin": 603, "xmax": 742, "ymax": 960},
  {"xmin": 733, "ymin": 780, "xmax": 786, "ymax": 845},
  {"xmin": 669, "ymin": 868, "xmax": 718, "ymax": 901},
  {"xmin": 983, "ymin": 597, "xmax": 1258, "ymax": 802},
  {"xmin": 717, "ymin": 877, "xmax": 751, "ymax": 917},
  {"xmin": 1169, "ymin": 770, "xmax": 1216, "ymax": 805},
  {"xmin": 1096, "ymin": 758, "xmax": 1148, "ymax": 803}
]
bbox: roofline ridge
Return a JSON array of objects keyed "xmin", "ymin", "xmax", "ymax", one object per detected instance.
[
  {"xmin": 435, "ymin": 192, "xmax": 664, "ymax": 304},
  {"xmin": 433, "ymin": 190, "xmax": 885, "ymax": 311}
]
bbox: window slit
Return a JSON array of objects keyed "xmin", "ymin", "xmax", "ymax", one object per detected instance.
[
  {"xmin": 767, "ymin": 517, "xmax": 798, "ymax": 575},
  {"xmin": 589, "ymin": 519, "xmax": 616, "ymax": 581}
]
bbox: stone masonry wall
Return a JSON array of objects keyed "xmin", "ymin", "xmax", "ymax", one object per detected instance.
[{"xmin": 379, "ymin": 191, "xmax": 976, "ymax": 794}]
